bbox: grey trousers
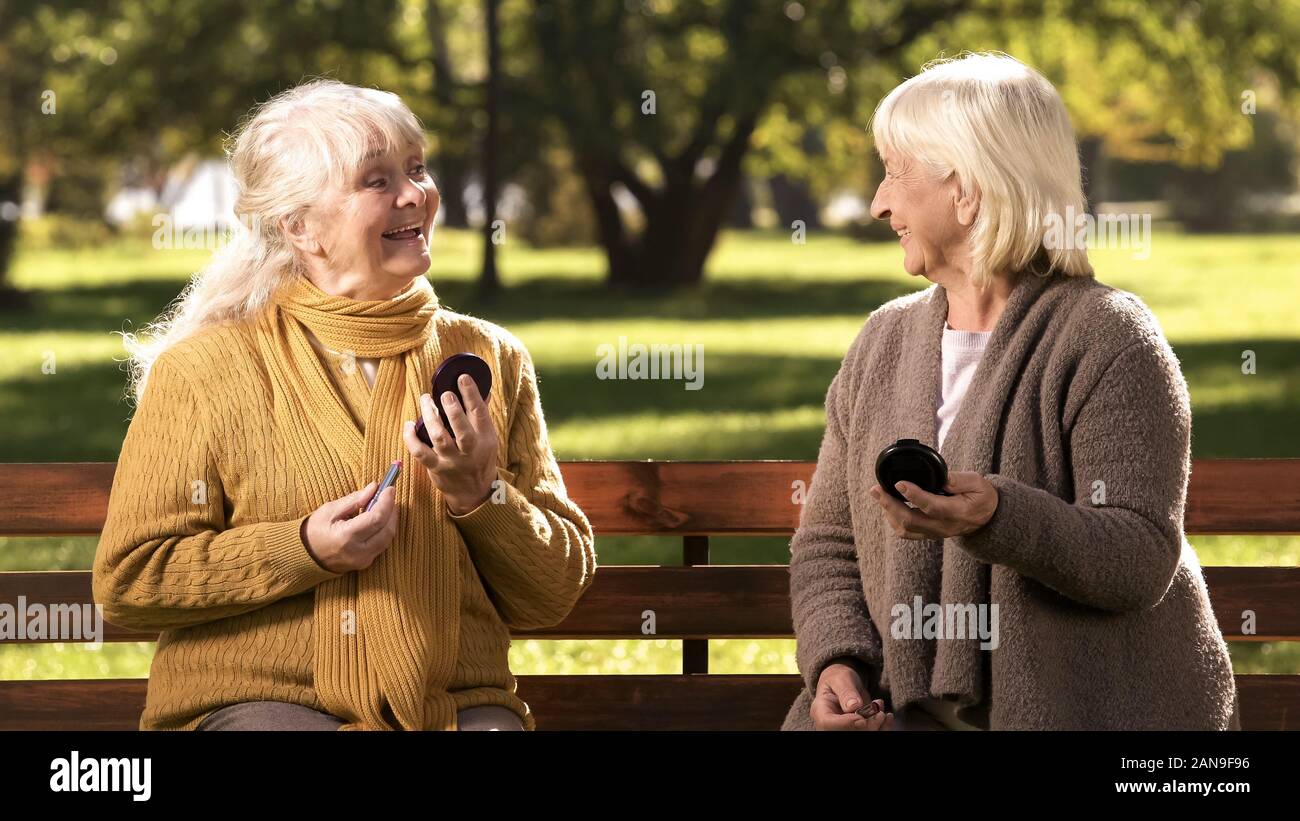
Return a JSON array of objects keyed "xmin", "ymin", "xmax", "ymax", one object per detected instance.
[{"xmin": 196, "ymin": 700, "xmax": 525, "ymax": 731}]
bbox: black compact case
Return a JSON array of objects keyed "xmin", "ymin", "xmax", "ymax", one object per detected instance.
[
  {"xmin": 875, "ymin": 438, "xmax": 951, "ymax": 501},
  {"xmin": 415, "ymin": 352, "xmax": 493, "ymax": 444}
]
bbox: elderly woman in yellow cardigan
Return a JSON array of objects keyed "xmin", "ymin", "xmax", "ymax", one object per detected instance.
[{"xmin": 93, "ymin": 79, "xmax": 596, "ymax": 731}]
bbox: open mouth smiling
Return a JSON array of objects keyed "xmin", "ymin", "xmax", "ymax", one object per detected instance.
[{"xmin": 382, "ymin": 221, "xmax": 425, "ymax": 242}]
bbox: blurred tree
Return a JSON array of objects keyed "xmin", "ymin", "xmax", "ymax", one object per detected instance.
[
  {"xmin": 422, "ymin": 0, "xmax": 479, "ymax": 229},
  {"xmin": 0, "ymin": 0, "xmax": 89, "ymax": 307},
  {"xmin": 0, "ymin": 0, "xmax": 417, "ymax": 304},
  {"xmin": 3, "ymin": 0, "xmax": 1299, "ymax": 301},
  {"xmin": 915, "ymin": 2, "xmax": 1300, "ymax": 211},
  {"xmin": 529, "ymin": 0, "xmax": 910, "ymax": 289},
  {"xmin": 480, "ymin": 0, "xmax": 501, "ymax": 298},
  {"xmin": 0, "ymin": 0, "xmax": 515, "ymax": 301},
  {"xmin": 530, "ymin": 0, "xmax": 1300, "ymax": 289},
  {"xmin": 512, "ymin": 144, "xmax": 598, "ymax": 245},
  {"xmin": 1165, "ymin": 107, "xmax": 1299, "ymax": 232},
  {"xmin": 395, "ymin": 0, "xmax": 555, "ymax": 290}
]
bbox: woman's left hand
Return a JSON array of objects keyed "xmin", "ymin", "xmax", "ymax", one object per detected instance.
[
  {"xmin": 869, "ymin": 471, "xmax": 999, "ymax": 540},
  {"xmin": 403, "ymin": 373, "xmax": 500, "ymax": 515}
]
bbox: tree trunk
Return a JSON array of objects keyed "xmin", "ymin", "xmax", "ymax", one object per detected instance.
[
  {"xmin": 726, "ymin": 175, "xmax": 753, "ymax": 228},
  {"xmin": 436, "ymin": 162, "xmax": 470, "ymax": 228},
  {"xmin": 0, "ymin": 172, "xmax": 27, "ymax": 310},
  {"xmin": 593, "ymin": 117, "xmax": 756, "ymax": 290},
  {"xmin": 426, "ymin": 0, "xmax": 472, "ymax": 230},
  {"xmin": 596, "ymin": 172, "xmax": 744, "ymax": 291},
  {"xmin": 580, "ymin": 164, "xmax": 635, "ymax": 285},
  {"xmin": 478, "ymin": 0, "xmax": 501, "ymax": 298},
  {"xmin": 769, "ymin": 174, "xmax": 821, "ymax": 230},
  {"xmin": 1079, "ymin": 136, "xmax": 1104, "ymax": 215}
]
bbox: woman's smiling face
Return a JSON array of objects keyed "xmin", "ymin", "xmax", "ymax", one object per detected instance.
[
  {"xmin": 869, "ymin": 149, "xmax": 973, "ymax": 280},
  {"xmin": 295, "ymin": 142, "xmax": 441, "ymax": 299}
]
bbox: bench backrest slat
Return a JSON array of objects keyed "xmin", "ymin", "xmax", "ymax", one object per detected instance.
[
  {"xmin": 4, "ymin": 565, "xmax": 1297, "ymax": 642},
  {"xmin": 2, "ymin": 459, "xmax": 1299, "ymax": 536}
]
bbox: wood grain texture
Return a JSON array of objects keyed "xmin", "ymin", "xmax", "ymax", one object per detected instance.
[
  {"xmin": 3, "ymin": 459, "xmax": 1297, "ymax": 732},
  {"xmin": 2, "ymin": 459, "xmax": 1298, "ymax": 536}
]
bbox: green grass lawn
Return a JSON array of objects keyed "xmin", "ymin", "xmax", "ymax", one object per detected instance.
[{"xmin": 2, "ymin": 227, "xmax": 1298, "ymax": 681}]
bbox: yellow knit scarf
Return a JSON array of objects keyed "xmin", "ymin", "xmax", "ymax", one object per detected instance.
[{"xmin": 257, "ymin": 273, "xmax": 460, "ymax": 730}]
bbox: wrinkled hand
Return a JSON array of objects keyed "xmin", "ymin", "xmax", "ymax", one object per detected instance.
[
  {"xmin": 811, "ymin": 662, "xmax": 893, "ymax": 731},
  {"xmin": 402, "ymin": 373, "xmax": 499, "ymax": 515},
  {"xmin": 869, "ymin": 470, "xmax": 999, "ymax": 540},
  {"xmin": 301, "ymin": 481, "xmax": 399, "ymax": 573}
]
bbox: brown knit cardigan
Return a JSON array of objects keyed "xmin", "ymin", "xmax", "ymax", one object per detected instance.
[{"xmin": 781, "ymin": 269, "xmax": 1240, "ymax": 731}]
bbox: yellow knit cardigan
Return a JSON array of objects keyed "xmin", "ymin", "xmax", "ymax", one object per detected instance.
[{"xmin": 92, "ymin": 288, "xmax": 596, "ymax": 730}]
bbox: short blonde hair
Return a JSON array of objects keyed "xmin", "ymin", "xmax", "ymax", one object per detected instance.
[{"xmin": 871, "ymin": 52, "xmax": 1093, "ymax": 289}]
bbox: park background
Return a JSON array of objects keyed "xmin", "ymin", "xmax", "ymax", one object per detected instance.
[{"xmin": 1, "ymin": 1, "xmax": 1298, "ymax": 683}]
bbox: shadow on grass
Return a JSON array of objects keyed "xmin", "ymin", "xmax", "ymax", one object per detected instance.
[
  {"xmin": 422, "ymin": 275, "xmax": 915, "ymax": 323},
  {"xmin": 4, "ymin": 340, "xmax": 1298, "ymax": 461},
  {"xmin": 0, "ymin": 351, "xmax": 846, "ymax": 461},
  {"xmin": 0, "ymin": 280, "xmax": 189, "ymax": 335},
  {"xmin": 0, "ymin": 359, "xmax": 136, "ymax": 461},
  {"xmin": 1172, "ymin": 338, "xmax": 1300, "ymax": 458},
  {"xmin": 2, "ymin": 282, "xmax": 1296, "ymax": 464},
  {"xmin": 1, "ymin": 274, "xmax": 916, "ymax": 334},
  {"xmin": 534, "ymin": 353, "xmax": 839, "ymax": 420}
]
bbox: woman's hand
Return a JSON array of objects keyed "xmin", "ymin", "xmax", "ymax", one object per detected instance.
[
  {"xmin": 811, "ymin": 662, "xmax": 893, "ymax": 730},
  {"xmin": 301, "ymin": 481, "xmax": 399, "ymax": 573},
  {"xmin": 869, "ymin": 470, "xmax": 999, "ymax": 540},
  {"xmin": 402, "ymin": 373, "xmax": 500, "ymax": 515}
]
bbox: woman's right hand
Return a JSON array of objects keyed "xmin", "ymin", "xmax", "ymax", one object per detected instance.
[
  {"xmin": 811, "ymin": 662, "xmax": 894, "ymax": 730},
  {"xmin": 300, "ymin": 482, "xmax": 399, "ymax": 573}
]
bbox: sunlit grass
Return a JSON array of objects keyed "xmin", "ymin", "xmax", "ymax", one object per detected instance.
[
  {"xmin": 0, "ymin": 642, "xmax": 158, "ymax": 680},
  {"xmin": 6, "ymin": 229, "xmax": 1299, "ymax": 463},
  {"xmin": 4, "ymin": 637, "xmax": 1295, "ymax": 681},
  {"xmin": 3, "ymin": 227, "xmax": 1298, "ymax": 681}
]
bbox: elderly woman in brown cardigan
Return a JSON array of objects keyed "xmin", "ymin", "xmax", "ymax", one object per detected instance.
[{"xmin": 782, "ymin": 53, "xmax": 1238, "ymax": 731}]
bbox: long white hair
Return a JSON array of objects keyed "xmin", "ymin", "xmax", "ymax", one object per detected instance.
[{"xmin": 121, "ymin": 78, "xmax": 427, "ymax": 402}]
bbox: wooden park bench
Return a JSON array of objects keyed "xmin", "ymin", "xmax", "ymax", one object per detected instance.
[{"xmin": 1, "ymin": 460, "xmax": 1298, "ymax": 730}]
